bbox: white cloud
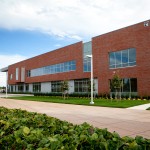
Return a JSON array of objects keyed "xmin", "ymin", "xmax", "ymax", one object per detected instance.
[
  {"xmin": 0, "ymin": 54, "xmax": 27, "ymax": 87},
  {"xmin": 0, "ymin": 0, "xmax": 149, "ymax": 40}
]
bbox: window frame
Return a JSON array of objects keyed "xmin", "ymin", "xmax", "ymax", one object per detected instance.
[{"xmin": 109, "ymin": 48, "xmax": 136, "ymax": 69}]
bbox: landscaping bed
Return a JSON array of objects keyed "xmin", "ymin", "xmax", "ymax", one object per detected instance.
[{"xmin": 0, "ymin": 107, "xmax": 150, "ymax": 150}]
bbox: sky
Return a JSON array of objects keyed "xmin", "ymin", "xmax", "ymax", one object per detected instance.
[{"xmin": 0, "ymin": 0, "xmax": 150, "ymax": 87}]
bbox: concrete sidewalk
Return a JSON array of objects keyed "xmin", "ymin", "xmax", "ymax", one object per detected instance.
[
  {"xmin": 127, "ymin": 103, "xmax": 150, "ymax": 110},
  {"xmin": 0, "ymin": 98, "xmax": 150, "ymax": 139},
  {"xmin": 0, "ymin": 93, "xmax": 33, "ymax": 98}
]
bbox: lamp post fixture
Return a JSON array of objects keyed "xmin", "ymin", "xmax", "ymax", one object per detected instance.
[{"xmin": 86, "ymin": 55, "xmax": 94, "ymax": 104}]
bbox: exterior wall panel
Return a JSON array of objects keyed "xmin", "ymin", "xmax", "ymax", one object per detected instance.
[
  {"xmin": 5, "ymin": 20, "xmax": 150, "ymax": 96},
  {"xmin": 41, "ymin": 82, "xmax": 51, "ymax": 93},
  {"xmin": 92, "ymin": 20, "xmax": 150, "ymax": 96},
  {"xmin": 8, "ymin": 42, "xmax": 91, "ymax": 85}
]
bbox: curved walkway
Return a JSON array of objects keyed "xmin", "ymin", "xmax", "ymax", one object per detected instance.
[
  {"xmin": 0, "ymin": 98, "xmax": 150, "ymax": 139},
  {"xmin": 127, "ymin": 103, "xmax": 150, "ymax": 110}
]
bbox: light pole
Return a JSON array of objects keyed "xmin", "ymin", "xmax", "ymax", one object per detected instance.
[
  {"xmin": 86, "ymin": 55, "xmax": 94, "ymax": 104},
  {"xmin": 6, "ymin": 72, "xmax": 8, "ymax": 98}
]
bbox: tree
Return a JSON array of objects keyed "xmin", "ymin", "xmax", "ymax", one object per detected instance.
[
  {"xmin": 111, "ymin": 72, "xmax": 122, "ymax": 100},
  {"xmin": 61, "ymin": 80, "xmax": 69, "ymax": 99}
]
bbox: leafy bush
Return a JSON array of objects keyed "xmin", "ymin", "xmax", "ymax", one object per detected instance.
[
  {"xmin": 33, "ymin": 92, "xmax": 62, "ymax": 97},
  {"xmin": 0, "ymin": 107, "xmax": 150, "ymax": 150},
  {"xmin": 33, "ymin": 92, "xmax": 101, "ymax": 98}
]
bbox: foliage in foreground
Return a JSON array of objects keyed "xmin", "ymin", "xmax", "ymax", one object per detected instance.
[
  {"xmin": 146, "ymin": 107, "xmax": 150, "ymax": 110},
  {"xmin": 0, "ymin": 107, "xmax": 150, "ymax": 150}
]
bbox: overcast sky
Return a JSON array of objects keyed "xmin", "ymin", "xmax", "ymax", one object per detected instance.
[{"xmin": 0, "ymin": 0, "xmax": 150, "ymax": 86}]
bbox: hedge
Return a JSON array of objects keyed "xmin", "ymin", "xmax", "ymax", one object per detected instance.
[{"xmin": 0, "ymin": 107, "xmax": 150, "ymax": 150}]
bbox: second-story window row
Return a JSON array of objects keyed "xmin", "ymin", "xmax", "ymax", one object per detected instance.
[{"xmin": 29, "ymin": 60, "xmax": 76, "ymax": 77}]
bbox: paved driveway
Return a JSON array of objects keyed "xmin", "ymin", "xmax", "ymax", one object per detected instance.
[{"xmin": 0, "ymin": 98, "xmax": 150, "ymax": 138}]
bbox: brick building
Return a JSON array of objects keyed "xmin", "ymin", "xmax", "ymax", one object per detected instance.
[{"xmin": 1, "ymin": 20, "xmax": 150, "ymax": 97}]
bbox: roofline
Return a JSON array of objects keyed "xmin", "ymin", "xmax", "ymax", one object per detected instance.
[
  {"xmin": 9, "ymin": 41, "xmax": 83, "ymax": 67},
  {"xmin": 0, "ymin": 67, "xmax": 8, "ymax": 72},
  {"xmin": 92, "ymin": 19, "xmax": 150, "ymax": 39}
]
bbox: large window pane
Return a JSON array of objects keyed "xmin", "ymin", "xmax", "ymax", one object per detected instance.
[
  {"xmin": 51, "ymin": 81, "xmax": 62, "ymax": 92},
  {"xmin": 109, "ymin": 52, "xmax": 115, "ymax": 65},
  {"xmin": 109, "ymin": 48, "xmax": 136, "ymax": 69},
  {"xmin": 123, "ymin": 78, "xmax": 130, "ymax": 92},
  {"xmin": 130, "ymin": 78, "xmax": 137, "ymax": 92},
  {"xmin": 122, "ymin": 50, "xmax": 128, "ymax": 64},
  {"xmin": 110, "ymin": 78, "xmax": 137, "ymax": 93},
  {"xmin": 115, "ymin": 51, "xmax": 121, "ymax": 65},
  {"xmin": 129, "ymin": 48, "xmax": 136, "ymax": 62},
  {"xmin": 30, "ymin": 60, "xmax": 76, "ymax": 77},
  {"xmin": 33, "ymin": 83, "xmax": 41, "ymax": 92},
  {"xmin": 74, "ymin": 79, "xmax": 89, "ymax": 93},
  {"xmin": 18, "ymin": 84, "xmax": 24, "ymax": 92},
  {"xmin": 83, "ymin": 42, "xmax": 92, "ymax": 72}
]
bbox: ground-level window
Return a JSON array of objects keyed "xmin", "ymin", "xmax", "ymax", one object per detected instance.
[
  {"xmin": 10, "ymin": 85, "xmax": 13, "ymax": 92},
  {"xmin": 110, "ymin": 78, "xmax": 137, "ymax": 93},
  {"xmin": 33, "ymin": 83, "xmax": 41, "ymax": 92},
  {"xmin": 74, "ymin": 78, "xmax": 89, "ymax": 93},
  {"xmin": 15, "ymin": 85, "xmax": 17, "ymax": 92},
  {"xmin": 51, "ymin": 81, "xmax": 62, "ymax": 92},
  {"xmin": 18, "ymin": 84, "xmax": 24, "ymax": 92},
  {"xmin": 25, "ymin": 84, "xmax": 29, "ymax": 92}
]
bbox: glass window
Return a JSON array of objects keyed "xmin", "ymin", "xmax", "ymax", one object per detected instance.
[
  {"xmin": 110, "ymin": 78, "xmax": 137, "ymax": 93},
  {"xmin": 51, "ymin": 81, "xmax": 62, "ymax": 92},
  {"xmin": 10, "ymin": 85, "xmax": 13, "ymax": 92},
  {"xmin": 115, "ymin": 51, "xmax": 121, "ymax": 67},
  {"xmin": 123, "ymin": 78, "xmax": 130, "ymax": 92},
  {"xmin": 130, "ymin": 78, "xmax": 137, "ymax": 92},
  {"xmin": 129, "ymin": 48, "xmax": 136, "ymax": 62},
  {"xmin": 30, "ymin": 60, "xmax": 76, "ymax": 77},
  {"xmin": 109, "ymin": 48, "xmax": 136, "ymax": 69},
  {"xmin": 74, "ymin": 79, "xmax": 89, "ymax": 93},
  {"xmin": 109, "ymin": 52, "xmax": 115, "ymax": 66},
  {"xmin": 26, "ymin": 84, "xmax": 29, "ymax": 92},
  {"xmin": 27, "ymin": 70, "xmax": 31, "ymax": 77},
  {"xmin": 18, "ymin": 84, "xmax": 24, "ymax": 92},
  {"xmin": 122, "ymin": 50, "xmax": 128, "ymax": 64},
  {"xmin": 33, "ymin": 83, "xmax": 41, "ymax": 92},
  {"xmin": 83, "ymin": 42, "xmax": 92, "ymax": 72}
]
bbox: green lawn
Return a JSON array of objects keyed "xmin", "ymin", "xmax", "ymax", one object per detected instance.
[{"xmin": 9, "ymin": 96, "xmax": 150, "ymax": 108}]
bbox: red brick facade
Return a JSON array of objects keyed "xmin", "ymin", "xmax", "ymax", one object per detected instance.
[
  {"xmin": 7, "ymin": 20, "xmax": 150, "ymax": 96},
  {"xmin": 8, "ymin": 42, "xmax": 91, "ymax": 84},
  {"xmin": 92, "ymin": 20, "xmax": 150, "ymax": 96}
]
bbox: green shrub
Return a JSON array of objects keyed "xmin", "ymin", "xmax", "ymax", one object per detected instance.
[{"xmin": 0, "ymin": 107, "xmax": 150, "ymax": 150}]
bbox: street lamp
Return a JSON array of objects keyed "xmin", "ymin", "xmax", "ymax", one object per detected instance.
[
  {"xmin": 86, "ymin": 55, "xmax": 94, "ymax": 104},
  {"xmin": 6, "ymin": 72, "xmax": 8, "ymax": 98}
]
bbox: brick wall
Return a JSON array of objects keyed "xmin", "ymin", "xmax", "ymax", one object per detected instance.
[
  {"xmin": 8, "ymin": 20, "xmax": 150, "ymax": 96},
  {"xmin": 8, "ymin": 42, "xmax": 91, "ymax": 85},
  {"xmin": 92, "ymin": 20, "xmax": 150, "ymax": 96}
]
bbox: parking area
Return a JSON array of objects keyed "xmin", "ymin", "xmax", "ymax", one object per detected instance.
[{"xmin": 0, "ymin": 97, "xmax": 150, "ymax": 138}]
